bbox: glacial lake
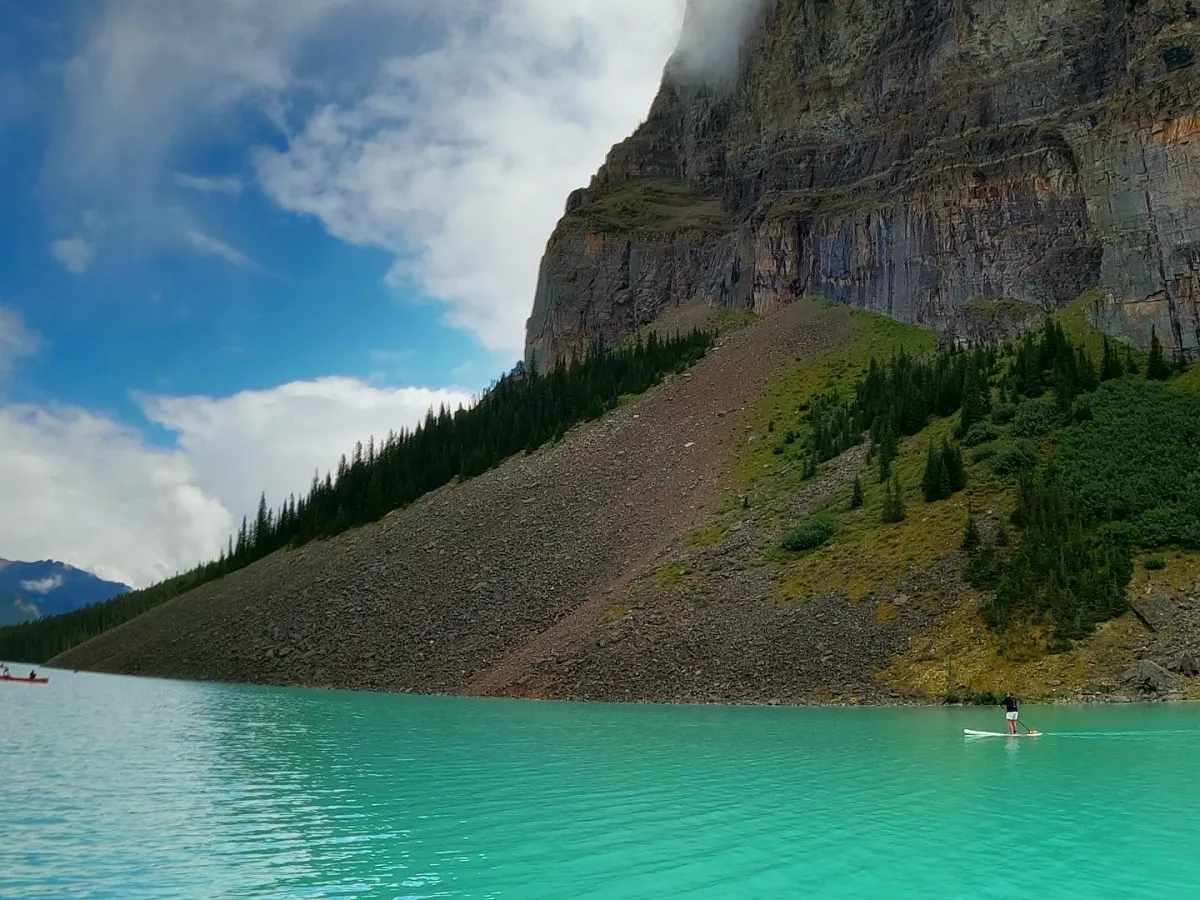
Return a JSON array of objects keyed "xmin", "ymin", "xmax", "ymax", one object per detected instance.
[{"xmin": 2, "ymin": 669, "xmax": 1198, "ymax": 898}]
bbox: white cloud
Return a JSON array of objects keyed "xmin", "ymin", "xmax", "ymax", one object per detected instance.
[
  {"xmin": 49, "ymin": 237, "xmax": 95, "ymax": 274},
  {"xmin": 257, "ymin": 0, "xmax": 687, "ymax": 353},
  {"xmin": 0, "ymin": 402, "xmax": 232, "ymax": 588},
  {"xmin": 670, "ymin": 0, "xmax": 770, "ymax": 85},
  {"xmin": 0, "ymin": 378, "xmax": 472, "ymax": 588},
  {"xmin": 52, "ymin": 0, "xmax": 686, "ymax": 352},
  {"xmin": 173, "ymin": 173, "xmax": 244, "ymax": 195},
  {"xmin": 139, "ymin": 377, "xmax": 471, "ymax": 523},
  {"xmin": 20, "ymin": 575, "xmax": 64, "ymax": 595},
  {"xmin": 184, "ymin": 228, "xmax": 254, "ymax": 268}
]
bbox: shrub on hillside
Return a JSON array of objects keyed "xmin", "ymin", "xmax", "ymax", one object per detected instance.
[
  {"xmin": 991, "ymin": 403, "xmax": 1017, "ymax": 425},
  {"xmin": 1011, "ymin": 396, "xmax": 1059, "ymax": 437},
  {"xmin": 1144, "ymin": 555, "xmax": 1167, "ymax": 571},
  {"xmin": 782, "ymin": 515, "xmax": 837, "ymax": 552},
  {"xmin": 991, "ymin": 441, "xmax": 1038, "ymax": 477},
  {"xmin": 962, "ymin": 421, "xmax": 999, "ymax": 447},
  {"xmin": 971, "ymin": 446, "xmax": 997, "ymax": 464}
]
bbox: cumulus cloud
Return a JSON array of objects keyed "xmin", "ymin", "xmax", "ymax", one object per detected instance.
[
  {"xmin": 20, "ymin": 575, "xmax": 64, "ymax": 594},
  {"xmin": 0, "ymin": 378, "xmax": 473, "ymax": 588},
  {"xmin": 0, "ymin": 306, "xmax": 40, "ymax": 384},
  {"xmin": 49, "ymin": 236, "xmax": 95, "ymax": 274},
  {"xmin": 138, "ymin": 378, "xmax": 471, "ymax": 523},
  {"xmin": 0, "ymin": 401, "xmax": 233, "ymax": 588},
  {"xmin": 53, "ymin": 0, "xmax": 686, "ymax": 352},
  {"xmin": 184, "ymin": 228, "xmax": 255, "ymax": 268},
  {"xmin": 173, "ymin": 173, "xmax": 244, "ymax": 195},
  {"xmin": 257, "ymin": 0, "xmax": 686, "ymax": 352}
]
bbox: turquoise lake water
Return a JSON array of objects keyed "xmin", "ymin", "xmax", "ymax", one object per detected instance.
[{"xmin": 2, "ymin": 670, "xmax": 1199, "ymax": 899}]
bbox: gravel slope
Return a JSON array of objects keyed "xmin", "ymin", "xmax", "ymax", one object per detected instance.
[{"xmin": 53, "ymin": 302, "xmax": 855, "ymax": 695}]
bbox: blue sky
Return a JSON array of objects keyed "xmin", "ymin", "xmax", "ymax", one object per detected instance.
[{"xmin": 0, "ymin": 0, "xmax": 685, "ymax": 587}]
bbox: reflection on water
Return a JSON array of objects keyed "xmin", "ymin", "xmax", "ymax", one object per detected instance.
[{"xmin": 2, "ymin": 671, "xmax": 1200, "ymax": 899}]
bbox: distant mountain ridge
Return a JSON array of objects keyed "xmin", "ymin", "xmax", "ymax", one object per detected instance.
[{"xmin": 0, "ymin": 559, "xmax": 129, "ymax": 626}]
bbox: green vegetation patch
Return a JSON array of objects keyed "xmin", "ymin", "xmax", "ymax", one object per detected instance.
[
  {"xmin": 1010, "ymin": 396, "xmax": 1060, "ymax": 437},
  {"xmin": 991, "ymin": 439, "xmax": 1039, "ymax": 477},
  {"xmin": 1054, "ymin": 379, "xmax": 1200, "ymax": 548},
  {"xmin": 782, "ymin": 515, "xmax": 838, "ymax": 552},
  {"xmin": 765, "ymin": 304, "xmax": 1195, "ymax": 653},
  {"xmin": 652, "ymin": 562, "xmax": 690, "ymax": 589},
  {"xmin": 734, "ymin": 304, "xmax": 935, "ymax": 488},
  {"xmin": 579, "ymin": 180, "xmax": 729, "ymax": 232},
  {"xmin": 687, "ymin": 524, "xmax": 730, "ymax": 548},
  {"xmin": 961, "ymin": 421, "xmax": 999, "ymax": 447},
  {"xmin": 960, "ymin": 297, "xmax": 1040, "ymax": 317}
]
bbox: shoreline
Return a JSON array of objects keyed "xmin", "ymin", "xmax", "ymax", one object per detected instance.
[{"xmin": 42, "ymin": 665, "xmax": 1200, "ymax": 707}]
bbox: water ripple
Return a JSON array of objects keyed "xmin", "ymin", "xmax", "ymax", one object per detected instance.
[{"xmin": 3, "ymin": 673, "xmax": 1200, "ymax": 898}]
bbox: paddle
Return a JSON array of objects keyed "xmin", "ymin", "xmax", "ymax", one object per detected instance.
[{"xmin": 1018, "ymin": 719, "xmax": 1040, "ymax": 736}]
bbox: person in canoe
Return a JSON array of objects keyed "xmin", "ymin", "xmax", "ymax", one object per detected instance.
[
  {"xmin": 27, "ymin": 669, "xmax": 37, "ymax": 680},
  {"xmin": 0, "ymin": 662, "xmax": 9, "ymax": 678},
  {"xmin": 1002, "ymin": 691, "xmax": 1020, "ymax": 733}
]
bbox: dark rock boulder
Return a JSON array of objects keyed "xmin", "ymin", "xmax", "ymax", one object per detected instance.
[
  {"xmin": 1170, "ymin": 655, "xmax": 1199, "ymax": 677},
  {"xmin": 1120, "ymin": 659, "xmax": 1179, "ymax": 694},
  {"xmin": 1130, "ymin": 595, "xmax": 1179, "ymax": 633}
]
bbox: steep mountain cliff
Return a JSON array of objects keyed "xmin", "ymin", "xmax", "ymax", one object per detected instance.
[{"xmin": 526, "ymin": 0, "xmax": 1200, "ymax": 371}]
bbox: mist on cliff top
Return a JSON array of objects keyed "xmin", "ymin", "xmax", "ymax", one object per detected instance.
[{"xmin": 669, "ymin": 0, "xmax": 771, "ymax": 85}]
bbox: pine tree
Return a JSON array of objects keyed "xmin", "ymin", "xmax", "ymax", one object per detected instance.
[
  {"xmin": 803, "ymin": 454, "xmax": 817, "ymax": 479},
  {"xmin": 882, "ymin": 471, "xmax": 907, "ymax": 523},
  {"xmin": 1076, "ymin": 346, "xmax": 1098, "ymax": 393},
  {"xmin": 1125, "ymin": 345, "xmax": 1139, "ymax": 375},
  {"xmin": 254, "ymin": 492, "xmax": 269, "ymax": 551},
  {"xmin": 942, "ymin": 440, "xmax": 966, "ymax": 493},
  {"xmin": 922, "ymin": 442, "xmax": 946, "ymax": 502},
  {"xmin": 1100, "ymin": 337, "xmax": 1125, "ymax": 381},
  {"xmin": 1147, "ymin": 326, "xmax": 1171, "ymax": 380},
  {"xmin": 850, "ymin": 476, "xmax": 864, "ymax": 510},
  {"xmin": 235, "ymin": 516, "xmax": 248, "ymax": 559},
  {"xmin": 962, "ymin": 514, "xmax": 982, "ymax": 552},
  {"xmin": 878, "ymin": 423, "xmax": 900, "ymax": 482},
  {"xmin": 958, "ymin": 358, "xmax": 992, "ymax": 437}
]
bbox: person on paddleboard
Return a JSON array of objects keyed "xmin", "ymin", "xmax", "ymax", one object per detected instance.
[{"xmin": 1002, "ymin": 691, "xmax": 1020, "ymax": 734}]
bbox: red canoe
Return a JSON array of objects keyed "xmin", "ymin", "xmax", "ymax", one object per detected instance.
[{"xmin": 0, "ymin": 675, "xmax": 48, "ymax": 684}]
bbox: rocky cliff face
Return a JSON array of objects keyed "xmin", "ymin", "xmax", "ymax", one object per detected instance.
[{"xmin": 526, "ymin": 0, "xmax": 1200, "ymax": 370}]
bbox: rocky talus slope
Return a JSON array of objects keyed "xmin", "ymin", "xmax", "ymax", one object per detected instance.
[
  {"xmin": 54, "ymin": 300, "xmax": 1200, "ymax": 703},
  {"xmin": 56, "ymin": 302, "xmax": 900, "ymax": 699},
  {"xmin": 526, "ymin": 0, "xmax": 1200, "ymax": 372}
]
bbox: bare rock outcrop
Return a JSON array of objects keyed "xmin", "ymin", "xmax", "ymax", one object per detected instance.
[{"xmin": 526, "ymin": 0, "xmax": 1200, "ymax": 371}]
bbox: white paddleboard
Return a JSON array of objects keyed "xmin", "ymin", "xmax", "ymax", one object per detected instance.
[{"xmin": 963, "ymin": 728, "xmax": 1041, "ymax": 737}]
